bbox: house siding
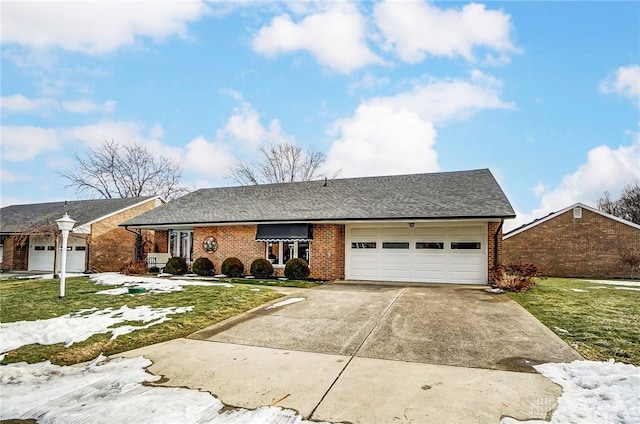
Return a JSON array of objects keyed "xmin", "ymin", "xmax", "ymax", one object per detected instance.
[
  {"xmin": 192, "ymin": 224, "xmax": 345, "ymax": 280},
  {"xmin": 88, "ymin": 199, "xmax": 158, "ymax": 272},
  {"xmin": 503, "ymin": 208, "xmax": 640, "ymax": 278}
]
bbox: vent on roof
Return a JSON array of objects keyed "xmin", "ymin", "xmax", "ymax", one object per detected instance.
[{"xmin": 573, "ymin": 206, "xmax": 582, "ymax": 219}]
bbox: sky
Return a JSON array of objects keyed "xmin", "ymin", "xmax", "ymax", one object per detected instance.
[{"xmin": 1, "ymin": 1, "xmax": 639, "ymax": 231}]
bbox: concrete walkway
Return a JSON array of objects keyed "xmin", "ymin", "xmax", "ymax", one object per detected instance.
[{"xmin": 119, "ymin": 282, "xmax": 582, "ymax": 423}]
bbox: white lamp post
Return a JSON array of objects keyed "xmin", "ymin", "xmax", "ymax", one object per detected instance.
[{"xmin": 55, "ymin": 212, "xmax": 76, "ymax": 299}]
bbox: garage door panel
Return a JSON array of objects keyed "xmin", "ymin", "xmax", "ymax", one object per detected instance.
[{"xmin": 347, "ymin": 225, "xmax": 487, "ymax": 284}]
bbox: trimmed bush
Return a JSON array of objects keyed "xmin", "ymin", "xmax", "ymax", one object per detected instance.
[
  {"xmin": 149, "ymin": 266, "xmax": 160, "ymax": 274},
  {"xmin": 221, "ymin": 257, "xmax": 244, "ymax": 277},
  {"xmin": 120, "ymin": 260, "xmax": 148, "ymax": 275},
  {"xmin": 165, "ymin": 257, "xmax": 188, "ymax": 275},
  {"xmin": 284, "ymin": 258, "xmax": 310, "ymax": 280},
  {"xmin": 192, "ymin": 257, "xmax": 215, "ymax": 276},
  {"xmin": 250, "ymin": 258, "xmax": 274, "ymax": 278}
]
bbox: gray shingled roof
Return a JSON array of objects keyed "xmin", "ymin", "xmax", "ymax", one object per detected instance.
[
  {"xmin": 1, "ymin": 197, "xmax": 154, "ymax": 234},
  {"xmin": 122, "ymin": 169, "xmax": 514, "ymax": 228}
]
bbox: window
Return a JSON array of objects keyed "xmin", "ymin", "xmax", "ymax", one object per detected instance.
[
  {"xmin": 47, "ymin": 246, "xmax": 56, "ymax": 251},
  {"xmin": 351, "ymin": 242, "xmax": 377, "ymax": 249},
  {"xmin": 169, "ymin": 230, "xmax": 193, "ymax": 262},
  {"xmin": 451, "ymin": 242, "xmax": 481, "ymax": 250},
  {"xmin": 573, "ymin": 207, "xmax": 582, "ymax": 219},
  {"xmin": 266, "ymin": 241, "xmax": 310, "ymax": 266},
  {"xmin": 416, "ymin": 242, "xmax": 444, "ymax": 250},
  {"xmin": 75, "ymin": 246, "xmax": 86, "ymax": 251},
  {"xmin": 382, "ymin": 242, "xmax": 409, "ymax": 249},
  {"xmin": 34, "ymin": 246, "xmax": 45, "ymax": 251}
]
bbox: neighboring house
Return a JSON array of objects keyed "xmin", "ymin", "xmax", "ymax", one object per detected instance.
[
  {"xmin": 503, "ymin": 203, "xmax": 640, "ymax": 279},
  {"xmin": 121, "ymin": 169, "xmax": 515, "ymax": 284},
  {"xmin": 1, "ymin": 197, "xmax": 165, "ymax": 273}
]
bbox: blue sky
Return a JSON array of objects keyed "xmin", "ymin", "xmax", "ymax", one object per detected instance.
[{"xmin": 1, "ymin": 0, "xmax": 639, "ymax": 231}]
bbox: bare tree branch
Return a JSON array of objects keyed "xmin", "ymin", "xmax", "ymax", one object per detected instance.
[
  {"xmin": 229, "ymin": 141, "xmax": 338, "ymax": 185},
  {"xmin": 596, "ymin": 180, "xmax": 640, "ymax": 224},
  {"xmin": 60, "ymin": 140, "xmax": 189, "ymax": 200}
]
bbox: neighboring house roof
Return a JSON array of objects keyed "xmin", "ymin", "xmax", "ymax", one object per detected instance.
[
  {"xmin": 0, "ymin": 196, "xmax": 159, "ymax": 235},
  {"xmin": 122, "ymin": 169, "xmax": 515, "ymax": 228},
  {"xmin": 503, "ymin": 202, "xmax": 640, "ymax": 239}
]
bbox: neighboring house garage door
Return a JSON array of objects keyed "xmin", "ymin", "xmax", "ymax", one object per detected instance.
[
  {"xmin": 345, "ymin": 225, "xmax": 487, "ymax": 284},
  {"xmin": 28, "ymin": 235, "xmax": 87, "ymax": 273}
]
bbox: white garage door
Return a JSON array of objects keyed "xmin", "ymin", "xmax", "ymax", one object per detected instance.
[
  {"xmin": 346, "ymin": 225, "xmax": 487, "ymax": 284},
  {"xmin": 29, "ymin": 236, "xmax": 87, "ymax": 273}
]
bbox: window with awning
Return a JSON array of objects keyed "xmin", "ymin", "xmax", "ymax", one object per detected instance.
[
  {"xmin": 255, "ymin": 224, "xmax": 312, "ymax": 241},
  {"xmin": 256, "ymin": 224, "xmax": 312, "ymax": 266}
]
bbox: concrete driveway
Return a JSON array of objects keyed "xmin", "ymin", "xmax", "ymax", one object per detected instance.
[{"xmin": 120, "ymin": 282, "xmax": 581, "ymax": 423}]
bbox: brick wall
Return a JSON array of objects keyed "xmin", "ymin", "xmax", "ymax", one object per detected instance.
[
  {"xmin": 503, "ymin": 208, "xmax": 640, "ymax": 278},
  {"xmin": 2, "ymin": 236, "xmax": 28, "ymax": 270},
  {"xmin": 88, "ymin": 199, "xmax": 158, "ymax": 272},
  {"xmin": 487, "ymin": 221, "xmax": 503, "ymax": 280},
  {"xmin": 153, "ymin": 230, "xmax": 169, "ymax": 253},
  {"xmin": 193, "ymin": 224, "xmax": 345, "ymax": 280},
  {"xmin": 310, "ymin": 224, "xmax": 345, "ymax": 280},
  {"xmin": 193, "ymin": 225, "xmax": 264, "ymax": 275}
]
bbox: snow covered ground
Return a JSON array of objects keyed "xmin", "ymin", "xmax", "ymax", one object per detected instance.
[
  {"xmin": 91, "ymin": 272, "xmax": 233, "ymax": 294},
  {"xmin": 0, "ymin": 305, "xmax": 192, "ymax": 359},
  {"xmin": 0, "ymin": 355, "xmax": 322, "ymax": 424},
  {"xmin": 501, "ymin": 360, "xmax": 639, "ymax": 423}
]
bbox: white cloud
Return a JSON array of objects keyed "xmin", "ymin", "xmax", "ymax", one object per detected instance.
[
  {"xmin": 505, "ymin": 135, "xmax": 640, "ymax": 232},
  {"xmin": 1, "ymin": 95, "xmax": 117, "ymax": 115},
  {"xmin": 0, "ymin": 169, "xmax": 34, "ymax": 183},
  {"xmin": 182, "ymin": 136, "xmax": 237, "ymax": 179},
  {"xmin": 0, "ymin": 94, "xmax": 52, "ymax": 113},
  {"xmin": 374, "ymin": 0, "xmax": 517, "ymax": 63},
  {"xmin": 1, "ymin": 1, "xmax": 209, "ymax": 54},
  {"xmin": 216, "ymin": 104, "xmax": 269, "ymax": 148},
  {"xmin": 325, "ymin": 73, "xmax": 511, "ymax": 177},
  {"xmin": 0, "ymin": 125, "xmax": 62, "ymax": 161},
  {"xmin": 324, "ymin": 103, "xmax": 438, "ymax": 178},
  {"xmin": 532, "ymin": 181, "xmax": 547, "ymax": 197},
  {"xmin": 61, "ymin": 100, "xmax": 116, "ymax": 114},
  {"xmin": 348, "ymin": 73, "xmax": 390, "ymax": 94},
  {"xmin": 252, "ymin": 3, "xmax": 381, "ymax": 73},
  {"xmin": 600, "ymin": 65, "xmax": 640, "ymax": 106}
]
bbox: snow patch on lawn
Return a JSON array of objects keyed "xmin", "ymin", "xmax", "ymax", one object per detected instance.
[
  {"xmin": 584, "ymin": 279, "xmax": 640, "ymax": 288},
  {"xmin": 14, "ymin": 273, "xmax": 86, "ymax": 280},
  {"xmin": 92, "ymin": 272, "xmax": 233, "ymax": 294},
  {"xmin": 571, "ymin": 288, "xmax": 588, "ymax": 293},
  {"xmin": 0, "ymin": 355, "xmax": 321, "ymax": 423},
  {"xmin": 0, "ymin": 305, "xmax": 192, "ymax": 356},
  {"xmin": 501, "ymin": 360, "xmax": 640, "ymax": 424},
  {"xmin": 265, "ymin": 297, "xmax": 305, "ymax": 310}
]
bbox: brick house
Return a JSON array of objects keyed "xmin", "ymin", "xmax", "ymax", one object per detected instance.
[
  {"xmin": 122, "ymin": 169, "xmax": 515, "ymax": 284},
  {"xmin": 502, "ymin": 203, "xmax": 640, "ymax": 278},
  {"xmin": 1, "ymin": 197, "xmax": 164, "ymax": 273}
]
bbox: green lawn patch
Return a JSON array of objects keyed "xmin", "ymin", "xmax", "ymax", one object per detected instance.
[
  {"xmin": 507, "ymin": 278, "xmax": 640, "ymax": 365},
  {"xmin": 226, "ymin": 277, "xmax": 322, "ymax": 289},
  {"xmin": 0, "ymin": 276, "xmax": 282, "ymax": 366}
]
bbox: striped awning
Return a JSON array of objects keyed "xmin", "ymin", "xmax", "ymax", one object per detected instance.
[{"xmin": 255, "ymin": 224, "xmax": 312, "ymax": 242}]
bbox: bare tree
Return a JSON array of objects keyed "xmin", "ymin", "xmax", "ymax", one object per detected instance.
[
  {"xmin": 596, "ymin": 180, "xmax": 640, "ymax": 224},
  {"xmin": 229, "ymin": 141, "xmax": 337, "ymax": 185},
  {"xmin": 60, "ymin": 141, "xmax": 189, "ymax": 200}
]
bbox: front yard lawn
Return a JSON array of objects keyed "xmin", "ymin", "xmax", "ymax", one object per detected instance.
[
  {"xmin": 0, "ymin": 276, "xmax": 282, "ymax": 366},
  {"xmin": 507, "ymin": 278, "xmax": 640, "ymax": 365}
]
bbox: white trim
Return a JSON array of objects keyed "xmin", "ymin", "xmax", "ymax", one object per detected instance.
[
  {"xmin": 75, "ymin": 196, "xmax": 164, "ymax": 234},
  {"xmin": 504, "ymin": 202, "xmax": 640, "ymax": 239}
]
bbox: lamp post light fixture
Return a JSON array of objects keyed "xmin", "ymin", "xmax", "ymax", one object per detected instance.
[{"xmin": 55, "ymin": 212, "xmax": 76, "ymax": 299}]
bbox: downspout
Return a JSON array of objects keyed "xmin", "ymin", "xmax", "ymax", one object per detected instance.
[
  {"xmin": 494, "ymin": 218, "xmax": 504, "ymax": 268},
  {"xmin": 124, "ymin": 226, "xmax": 142, "ymax": 262}
]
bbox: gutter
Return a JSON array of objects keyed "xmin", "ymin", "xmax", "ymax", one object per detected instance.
[{"xmin": 124, "ymin": 226, "xmax": 143, "ymax": 262}]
